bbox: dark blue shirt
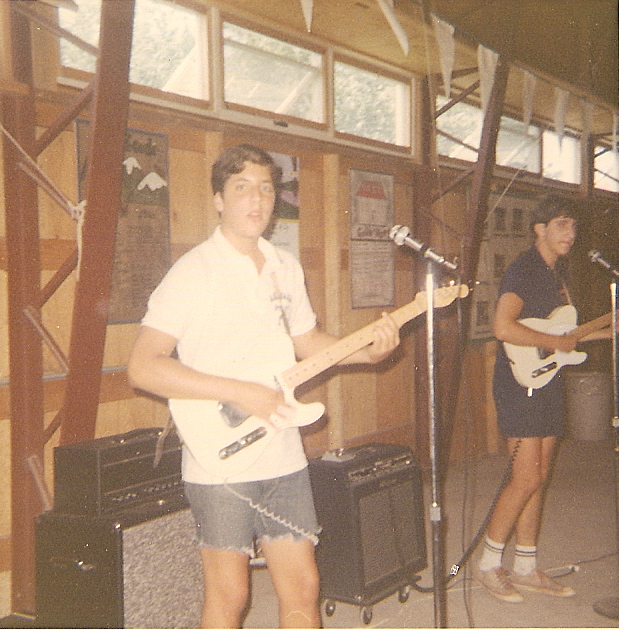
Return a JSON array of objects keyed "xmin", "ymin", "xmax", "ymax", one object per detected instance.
[{"xmin": 495, "ymin": 245, "xmax": 570, "ymax": 374}]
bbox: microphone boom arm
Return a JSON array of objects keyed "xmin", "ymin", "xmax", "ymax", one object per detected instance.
[{"xmin": 390, "ymin": 225, "xmax": 458, "ymax": 271}]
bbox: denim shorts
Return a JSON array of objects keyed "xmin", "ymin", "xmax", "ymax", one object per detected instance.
[{"xmin": 184, "ymin": 467, "xmax": 320, "ymax": 555}]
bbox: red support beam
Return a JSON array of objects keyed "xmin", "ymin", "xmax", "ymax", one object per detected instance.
[
  {"xmin": 3, "ymin": 9, "xmax": 45, "ymax": 615},
  {"xmin": 60, "ymin": 0, "xmax": 135, "ymax": 444},
  {"xmin": 438, "ymin": 60, "xmax": 510, "ymax": 458}
]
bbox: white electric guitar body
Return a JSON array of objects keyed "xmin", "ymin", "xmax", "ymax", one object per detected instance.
[
  {"xmin": 171, "ymin": 284, "xmax": 469, "ymax": 478},
  {"xmin": 504, "ymin": 305, "xmax": 612, "ymax": 390}
]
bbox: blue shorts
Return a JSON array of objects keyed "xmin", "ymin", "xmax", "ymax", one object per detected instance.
[
  {"xmin": 493, "ymin": 362, "xmax": 566, "ymax": 438},
  {"xmin": 184, "ymin": 468, "xmax": 320, "ymax": 556}
]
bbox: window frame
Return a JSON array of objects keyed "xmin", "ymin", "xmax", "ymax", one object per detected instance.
[
  {"xmin": 332, "ymin": 53, "xmax": 413, "ymax": 151},
  {"xmin": 219, "ymin": 14, "xmax": 328, "ymax": 130}
]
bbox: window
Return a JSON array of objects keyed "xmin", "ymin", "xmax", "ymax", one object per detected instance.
[
  {"xmin": 542, "ymin": 130, "xmax": 581, "ymax": 184},
  {"xmin": 496, "ymin": 118, "xmax": 540, "ymax": 173},
  {"xmin": 334, "ymin": 61, "xmax": 410, "ymax": 147},
  {"xmin": 594, "ymin": 145, "xmax": 619, "ymax": 193},
  {"xmin": 59, "ymin": 0, "xmax": 207, "ymax": 100},
  {"xmin": 222, "ymin": 22, "xmax": 324, "ymax": 124},
  {"xmin": 435, "ymin": 97, "xmax": 481, "ymax": 161},
  {"xmin": 437, "ymin": 98, "xmax": 541, "ymax": 173}
]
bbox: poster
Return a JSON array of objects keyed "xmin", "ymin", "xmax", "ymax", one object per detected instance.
[
  {"xmin": 268, "ymin": 152, "xmax": 300, "ymax": 259},
  {"xmin": 77, "ymin": 122, "xmax": 171, "ymax": 323},
  {"xmin": 349, "ymin": 169, "xmax": 395, "ymax": 308}
]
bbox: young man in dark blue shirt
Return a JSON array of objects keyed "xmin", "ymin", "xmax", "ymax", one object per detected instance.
[{"xmin": 475, "ymin": 195, "xmax": 613, "ymax": 602}]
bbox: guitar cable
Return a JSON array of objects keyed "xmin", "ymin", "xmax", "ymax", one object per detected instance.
[
  {"xmin": 411, "ymin": 281, "xmax": 525, "ymax": 595},
  {"xmin": 223, "ymin": 480, "xmax": 321, "ymax": 549},
  {"xmin": 411, "ymin": 438, "xmax": 523, "ymax": 595}
]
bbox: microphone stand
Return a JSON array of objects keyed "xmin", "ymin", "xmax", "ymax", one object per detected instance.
[
  {"xmin": 424, "ymin": 258, "xmax": 447, "ymax": 629},
  {"xmin": 391, "ymin": 226, "xmax": 457, "ymax": 627},
  {"xmin": 593, "ymin": 280, "xmax": 619, "ymax": 620}
]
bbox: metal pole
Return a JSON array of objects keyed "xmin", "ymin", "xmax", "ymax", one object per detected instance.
[
  {"xmin": 593, "ymin": 281, "xmax": 619, "ymax": 620},
  {"xmin": 426, "ymin": 260, "xmax": 446, "ymax": 628}
]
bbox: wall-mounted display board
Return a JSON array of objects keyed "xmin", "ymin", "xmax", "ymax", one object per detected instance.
[
  {"xmin": 77, "ymin": 122, "xmax": 171, "ymax": 324},
  {"xmin": 349, "ymin": 169, "xmax": 395, "ymax": 309},
  {"xmin": 267, "ymin": 152, "xmax": 300, "ymax": 259}
]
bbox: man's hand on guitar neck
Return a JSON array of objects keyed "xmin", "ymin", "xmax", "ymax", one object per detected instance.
[{"xmin": 365, "ymin": 312, "xmax": 401, "ymax": 363}]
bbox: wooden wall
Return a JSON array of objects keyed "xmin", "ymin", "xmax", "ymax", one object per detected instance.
[
  {"xmin": 1, "ymin": 91, "xmax": 444, "ymax": 613},
  {"xmin": 2, "ymin": 10, "xmax": 616, "ymax": 619}
]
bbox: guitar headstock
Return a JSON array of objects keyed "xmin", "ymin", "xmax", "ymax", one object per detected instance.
[{"xmin": 434, "ymin": 283, "xmax": 470, "ymax": 307}]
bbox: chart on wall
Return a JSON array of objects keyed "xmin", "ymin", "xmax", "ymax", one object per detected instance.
[
  {"xmin": 349, "ymin": 168, "xmax": 395, "ymax": 309},
  {"xmin": 470, "ymin": 188, "xmax": 537, "ymax": 340},
  {"xmin": 76, "ymin": 122, "xmax": 171, "ymax": 324}
]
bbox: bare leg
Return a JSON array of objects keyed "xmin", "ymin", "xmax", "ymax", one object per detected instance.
[
  {"xmin": 514, "ymin": 436, "xmax": 557, "ymax": 546},
  {"xmin": 487, "ymin": 436, "xmax": 557, "ymax": 545},
  {"xmin": 261, "ymin": 537, "xmax": 321, "ymax": 628},
  {"xmin": 199, "ymin": 547, "xmax": 250, "ymax": 629}
]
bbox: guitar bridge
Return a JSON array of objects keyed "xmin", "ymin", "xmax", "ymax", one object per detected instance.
[
  {"xmin": 531, "ymin": 361, "xmax": 558, "ymax": 378},
  {"xmin": 219, "ymin": 427, "xmax": 268, "ymax": 460}
]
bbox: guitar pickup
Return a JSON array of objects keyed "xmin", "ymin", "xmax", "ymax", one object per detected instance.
[
  {"xmin": 218, "ymin": 402, "xmax": 250, "ymax": 428},
  {"xmin": 531, "ymin": 361, "xmax": 558, "ymax": 378},
  {"xmin": 219, "ymin": 427, "xmax": 268, "ymax": 460}
]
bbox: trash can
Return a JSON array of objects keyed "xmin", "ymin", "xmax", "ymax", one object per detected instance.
[{"xmin": 565, "ymin": 371, "xmax": 613, "ymax": 441}]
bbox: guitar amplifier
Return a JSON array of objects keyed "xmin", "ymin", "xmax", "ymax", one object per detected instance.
[
  {"xmin": 309, "ymin": 443, "xmax": 427, "ymax": 609},
  {"xmin": 36, "ymin": 497, "xmax": 202, "ymax": 628},
  {"xmin": 53, "ymin": 427, "xmax": 185, "ymax": 515}
]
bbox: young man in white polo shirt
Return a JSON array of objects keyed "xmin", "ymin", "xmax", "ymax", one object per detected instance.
[{"xmin": 128, "ymin": 144, "xmax": 400, "ymax": 628}]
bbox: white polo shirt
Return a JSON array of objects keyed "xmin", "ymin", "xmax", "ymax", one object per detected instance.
[{"xmin": 142, "ymin": 226, "xmax": 318, "ymax": 484}]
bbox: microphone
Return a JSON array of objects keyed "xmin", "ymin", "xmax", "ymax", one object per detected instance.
[
  {"xmin": 390, "ymin": 225, "xmax": 458, "ymax": 271},
  {"xmin": 589, "ymin": 250, "xmax": 619, "ymax": 278}
]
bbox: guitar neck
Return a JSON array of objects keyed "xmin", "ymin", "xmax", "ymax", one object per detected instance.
[
  {"xmin": 573, "ymin": 311, "xmax": 613, "ymax": 341},
  {"xmin": 280, "ymin": 284, "xmax": 468, "ymax": 390},
  {"xmin": 280, "ymin": 299, "xmax": 426, "ymax": 390}
]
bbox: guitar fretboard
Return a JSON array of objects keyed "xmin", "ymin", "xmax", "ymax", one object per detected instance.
[
  {"xmin": 573, "ymin": 312, "xmax": 612, "ymax": 341},
  {"xmin": 280, "ymin": 284, "xmax": 468, "ymax": 390}
]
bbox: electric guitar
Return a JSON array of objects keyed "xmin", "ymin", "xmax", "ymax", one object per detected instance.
[
  {"xmin": 170, "ymin": 283, "xmax": 469, "ymax": 478},
  {"xmin": 504, "ymin": 305, "xmax": 612, "ymax": 390}
]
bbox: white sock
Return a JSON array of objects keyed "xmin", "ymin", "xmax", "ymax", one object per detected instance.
[
  {"xmin": 479, "ymin": 536, "xmax": 505, "ymax": 572},
  {"xmin": 513, "ymin": 544, "xmax": 537, "ymax": 576}
]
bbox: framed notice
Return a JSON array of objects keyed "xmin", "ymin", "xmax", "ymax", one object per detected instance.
[
  {"xmin": 77, "ymin": 122, "xmax": 171, "ymax": 324},
  {"xmin": 349, "ymin": 169, "xmax": 395, "ymax": 308}
]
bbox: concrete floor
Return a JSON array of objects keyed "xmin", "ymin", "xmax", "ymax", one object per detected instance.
[
  {"xmin": 244, "ymin": 437, "xmax": 619, "ymax": 629},
  {"xmin": 1, "ymin": 436, "xmax": 616, "ymax": 629}
]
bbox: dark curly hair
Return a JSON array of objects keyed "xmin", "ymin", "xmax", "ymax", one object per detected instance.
[
  {"xmin": 211, "ymin": 144, "xmax": 282, "ymax": 195},
  {"xmin": 530, "ymin": 194, "xmax": 579, "ymax": 230}
]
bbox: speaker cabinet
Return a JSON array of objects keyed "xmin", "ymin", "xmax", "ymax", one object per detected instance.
[
  {"xmin": 36, "ymin": 497, "xmax": 203, "ymax": 628},
  {"xmin": 309, "ymin": 443, "xmax": 427, "ymax": 607}
]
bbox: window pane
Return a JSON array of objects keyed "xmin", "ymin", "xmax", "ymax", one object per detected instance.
[
  {"xmin": 542, "ymin": 131, "xmax": 581, "ymax": 184},
  {"xmin": 59, "ymin": 0, "xmax": 207, "ymax": 100},
  {"xmin": 594, "ymin": 146, "xmax": 619, "ymax": 192},
  {"xmin": 435, "ymin": 97, "xmax": 481, "ymax": 161},
  {"xmin": 223, "ymin": 22, "xmax": 324, "ymax": 123},
  {"xmin": 58, "ymin": 0, "xmax": 99, "ymax": 73},
  {"xmin": 497, "ymin": 117, "xmax": 540, "ymax": 173},
  {"xmin": 334, "ymin": 61, "xmax": 410, "ymax": 147}
]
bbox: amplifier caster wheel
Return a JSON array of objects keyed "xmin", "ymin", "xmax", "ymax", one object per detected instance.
[
  {"xmin": 361, "ymin": 606, "xmax": 373, "ymax": 625},
  {"xmin": 398, "ymin": 585, "xmax": 411, "ymax": 603},
  {"xmin": 324, "ymin": 600, "xmax": 336, "ymax": 617}
]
